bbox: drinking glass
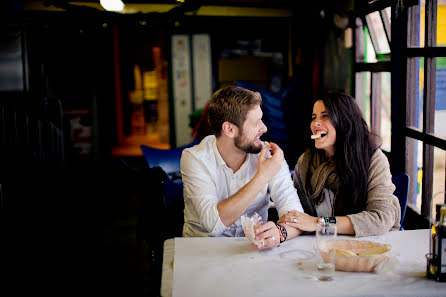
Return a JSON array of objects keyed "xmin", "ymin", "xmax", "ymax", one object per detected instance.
[{"xmin": 315, "ymin": 222, "xmax": 337, "ymax": 281}]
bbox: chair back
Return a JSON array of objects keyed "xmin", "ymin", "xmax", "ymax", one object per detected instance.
[
  {"xmin": 140, "ymin": 141, "xmax": 198, "ymax": 177},
  {"xmin": 139, "ymin": 142, "xmax": 198, "ymax": 240},
  {"xmin": 392, "ymin": 173, "xmax": 410, "ymax": 230},
  {"xmin": 162, "ymin": 178, "xmax": 184, "ymax": 209}
]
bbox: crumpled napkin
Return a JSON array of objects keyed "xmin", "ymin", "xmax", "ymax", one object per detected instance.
[{"xmin": 241, "ymin": 212, "xmax": 264, "ymax": 248}]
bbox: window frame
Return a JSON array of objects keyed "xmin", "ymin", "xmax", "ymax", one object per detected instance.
[
  {"xmin": 398, "ymin": 0, "xmax": 446, "ymax": 222},
  {"xmin": 353, "ymin": 0, "xmax": 392, "ymax": 147},
  {"xmin": 354, "ymin": 0, "xmax": 446, "ymax": 223}
]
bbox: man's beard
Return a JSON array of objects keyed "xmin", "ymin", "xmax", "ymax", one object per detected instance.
[{"xmin": 234, "ymin": 133, "xmax": 262, "ymax": 154}]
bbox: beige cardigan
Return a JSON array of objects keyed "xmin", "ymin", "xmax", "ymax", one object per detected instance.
[{"xmin": 294, "ymin": 149, "xmax": 401, "ymax": 237}]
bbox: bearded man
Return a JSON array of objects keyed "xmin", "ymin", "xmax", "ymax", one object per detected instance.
[{"xmin": 180, "ymin": 86, "xmax": 303, "ymax": 249}]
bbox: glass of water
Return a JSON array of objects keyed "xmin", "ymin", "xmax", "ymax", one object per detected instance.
[{"xmin": 315, "ymin": 222, "xmax": 337, "ymax": 281}]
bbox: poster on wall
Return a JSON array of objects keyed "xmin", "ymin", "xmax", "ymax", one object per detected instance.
[
  {"xmin": 192, "ymin": 34, "xmax": 213, "ymax": 111},
  {"xmin": 171, "ymin": 34, "xmax": 193, "ymax": 147}
]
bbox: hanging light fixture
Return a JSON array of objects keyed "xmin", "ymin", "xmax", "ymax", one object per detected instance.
[{"xmin": 100, "ymin": 0, "xmax": 125, "ymax": 12}]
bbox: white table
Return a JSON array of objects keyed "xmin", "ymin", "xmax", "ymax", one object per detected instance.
[{"xmin": 161, "ymin": 229, "xmax": 445, "ymax": 297}]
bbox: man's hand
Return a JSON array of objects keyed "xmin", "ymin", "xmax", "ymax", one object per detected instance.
[
  {"xmin": 251, "ymin": 221, "xmax": 281, "ymax": 250},
  {"xmin": 278, "ymin": 210, "xmax": 319, "ymax": 232},
  {"xmin": 255, "ymin": 142, "xmax": 284, "ymax": 183}
]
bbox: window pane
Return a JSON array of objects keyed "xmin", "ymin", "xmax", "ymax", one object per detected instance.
[
  {"xmin": 384, "ymin": 7, "xmax": 391, "ymax": 26},
  {"xmin": 417, "ymin": 57, "xmax": 424, "ymax": 131},
  {"xmin": 355, "ymin": 72, "xmax": 371, "ymax": 127},
  {"xmin": 433, "ymin": 147, "xmax": 446, "ymax": 220},
  {"xmin": 416, "ymin": 1, "xmax": 446, "ymax": 47},
  {"xmin": 380, "ymin": 72, "xmax": 391, "ymax": 151},
  {"xmin": 438, "ymin": 1, "xmax": 446, "ymax": 46},
  {"xmin": 365, "ymin": 11, "xmax": 390, "ymax": 54},
  {"xmin": 408, "ymin": 138, "xmax": 442, "ymax": 220},
  {"xmin": 365, "ymin": 27, "xmax": 377, "ymax": 62},
  {"xmin": 407, "ymin": 1, "xmax": 425, "ymax": 47},
  {"xmin": 435, "ymin": 57, "xmax": 446, "ymax": 139},
  {"xmin": 380, "ymin": 7, "xmax": 391, "ymax": 44},
  {"xmin": 406, "ymin": 137, "xmax": 423, "ymax": 209},
  {"xmin": 420, "ymin": 0, "xmax": 426, "ymax": 47},
  {"xmin": 355, "ymin": 17, "xmax": 365, "ymax": 62}
]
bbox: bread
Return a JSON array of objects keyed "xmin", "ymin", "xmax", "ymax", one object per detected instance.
[{"xmin": 320, "ymin": 239, "xmax": 391, "ymax": 272}]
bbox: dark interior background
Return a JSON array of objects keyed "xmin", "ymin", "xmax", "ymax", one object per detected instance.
[{"xmin": 0, "ymin": 1, "xmax": 357, "ymax": 296}]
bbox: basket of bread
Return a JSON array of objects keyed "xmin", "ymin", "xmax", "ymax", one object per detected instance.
[{"xmin": 319, "ymin": 239, "xmax": 391, "ymax": 272}]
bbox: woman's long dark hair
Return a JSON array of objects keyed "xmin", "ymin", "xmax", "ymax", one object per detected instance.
[{"xmin": 310, "ymin": 92, "xmax": 381, "ymax": 214}]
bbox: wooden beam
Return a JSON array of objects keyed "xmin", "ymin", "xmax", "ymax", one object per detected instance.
[
  {"xmin": 405, "ymin": 6, "xmax": 419, "ymax": 204},
  {"xmin": 24, "ymin": 2, "xmax": 294, "ymax": 17},
  {"xmin": 407, "ymin": 47, "xmax": 446, "ymax": 57},
  {"xmin": 405, "ymin": 127, "xmax": 446, "ymax": 151},
  {"xmin": 371, "ymin": 72, "xmax": 382, "ymax": 135},
  {"xmin": 355, "ymin": 0, "xmax": 392, "ymax": 16},
  {"xmin": 421, "ymin": 0, "xmax": 437, "ymax": 221},
  {"xmin": 391, "ymin": 0, "xmax": 408, "ymax": 176},
  {"xmin": 355, "ymin": 61, "xmax": 391, "ymax": 72}
]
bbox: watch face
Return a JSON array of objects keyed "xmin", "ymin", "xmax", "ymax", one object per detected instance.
[{"xmin": 328, "ymin": 217, "xmax": 337, "ymax": 224}]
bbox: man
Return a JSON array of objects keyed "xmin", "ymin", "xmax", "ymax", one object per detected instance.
[{"xmin": 180, "ymin": 86, "xmax": 303, "ymax": 249}]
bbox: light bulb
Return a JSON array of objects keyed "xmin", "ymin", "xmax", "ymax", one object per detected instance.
[{"xmin": 100, "ymin": 0, "xmax": 125, "ymax": 12}]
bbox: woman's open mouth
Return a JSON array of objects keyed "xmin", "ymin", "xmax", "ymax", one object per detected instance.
[{"xmin": 311, "ymin": 132, "xmax": 327, "ymax": 139}]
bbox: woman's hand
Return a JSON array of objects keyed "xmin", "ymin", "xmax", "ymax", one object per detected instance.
[
  {"xmin": 252, "ymin": 221, "xmax": 281, "ymax": 250},
  {"xmin": 278, "ymin": 210, "xmax": 319, "ymax": 232}
]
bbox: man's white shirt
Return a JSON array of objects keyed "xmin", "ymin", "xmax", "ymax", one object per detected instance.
[{"xmin": 181, "ymin": 135, "xmax": 303, "ymax": 237}]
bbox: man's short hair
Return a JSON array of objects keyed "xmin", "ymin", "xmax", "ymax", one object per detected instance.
[{"xmin": 207, "ymin": 86, "xmax": 262, "ymax": 138}]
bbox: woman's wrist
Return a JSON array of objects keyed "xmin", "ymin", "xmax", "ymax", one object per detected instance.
[
  {"xmin": 313, "ymin": 216, "xmax": 319, "ymax": 231},
  {"xmin": 317, "ymin": 216, "xmax": 338, "ymax": 226}
]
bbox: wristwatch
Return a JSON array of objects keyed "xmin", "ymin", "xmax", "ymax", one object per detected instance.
[
  {"xmin": 318, "ymin": 216, "xmax": 337, "ymax": 226},
  {"xmin": 276, "ymin": 224, "xmax": 287, "ymax": 243}
]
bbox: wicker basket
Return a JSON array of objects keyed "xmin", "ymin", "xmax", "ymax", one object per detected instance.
[{"xmin": 319, "ymin": 239, "xmax": 391, "ymax": 272}]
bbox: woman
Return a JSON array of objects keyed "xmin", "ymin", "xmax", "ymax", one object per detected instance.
[{"xmin": 279, "ymin": 92, "xmax": 401, "ymax": 237}]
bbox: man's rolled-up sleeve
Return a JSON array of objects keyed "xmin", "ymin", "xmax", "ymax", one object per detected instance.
[
  {"xmin": 269, "ymin": 160, "xmax": 304, "ymax": 217},
  {"xmin": 181, "ymin": 150, "xmax": 229, "ymax": 236}
]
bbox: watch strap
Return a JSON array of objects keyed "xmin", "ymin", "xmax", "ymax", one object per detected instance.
[
  {"xmin": 318, "ymin": 216, "xmax": 337, "ymax": 225},
  {"xmin": 276, "ymin": 224, "xmax": 287, "ymax": 243}
]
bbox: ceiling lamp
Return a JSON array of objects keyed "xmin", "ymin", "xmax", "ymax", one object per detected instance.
[{"xmin": 100, "ymin": 0, "xmax": 125, "ymax": 12}]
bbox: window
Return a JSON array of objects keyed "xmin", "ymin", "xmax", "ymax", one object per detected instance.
[
  {"xmin": 396, "ymin": 0, "xmax": 446, "ymax": 222},
  {"xmin": 355, "ymin": 0, "xmax": 446, "ymax": 223},
  {"xmin": 353, "ymin": 1, "xmax": 392, "ymax": 152}
]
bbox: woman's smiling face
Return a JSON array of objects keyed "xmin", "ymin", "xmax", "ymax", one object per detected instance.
[{"xmin": 311, "ymin": 100, "xmax": 336, "ymax": 157}]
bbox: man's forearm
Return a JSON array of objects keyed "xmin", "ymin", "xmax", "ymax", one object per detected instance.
[{"xmin": 217, "ymin": 173, "xmax": 269, "ymax": 227}]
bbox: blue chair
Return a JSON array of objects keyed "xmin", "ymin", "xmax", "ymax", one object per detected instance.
[
  {"xmin": 392, "ymin": 173, "xmax": 410, "ymax": 230},
  {"xmin": 162, "ymin": 178, "xmax": 184, "ymax": 208},
  {"xmin": 140, "ymin": 141, "xmax": 199, "ymax": 178},
  {"xmin": 140, "ymin": 141, "xmax": 198, "ymax": 236}
]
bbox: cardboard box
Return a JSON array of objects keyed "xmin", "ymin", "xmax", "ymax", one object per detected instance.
[{"xmin": 218, "ymin": 56, "xmax": 270, "ymax": 89}]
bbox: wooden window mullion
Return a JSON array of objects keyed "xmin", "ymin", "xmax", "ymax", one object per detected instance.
[
  {"xmin": 371, "ymin": 72, "xmax": 382, "ymax": 135},
  {"xmin": 421, "ymin": 0, "xmax": 437, "ymax": 220}
]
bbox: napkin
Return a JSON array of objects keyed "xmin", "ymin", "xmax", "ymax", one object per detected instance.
[{"xmin": 241, "ymin": 212, "xmax": 264, "ymax": 249}]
